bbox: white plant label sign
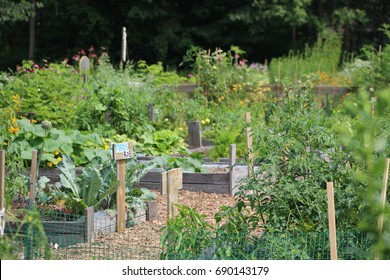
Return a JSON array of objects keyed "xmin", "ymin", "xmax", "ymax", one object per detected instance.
[{"xmin": 112, "ymin": 142, "xmax": 134, "ymax": 161}]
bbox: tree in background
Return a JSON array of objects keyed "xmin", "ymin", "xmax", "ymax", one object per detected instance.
[
  {"xmin": 0, "ymin": 0, "xmax": 37, "ymax": 23},
  {"xmin": 0, "ymin": 0, "xmax": 389, "ymax": 70}
]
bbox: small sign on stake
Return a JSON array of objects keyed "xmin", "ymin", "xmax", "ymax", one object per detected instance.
[
  {"xmin": 112, "ymin": 142, "xmax": 134, "ymax": 233},
  {"xmin": 112, "ymin": 141, "xmax": 134, "ymax": 161}
]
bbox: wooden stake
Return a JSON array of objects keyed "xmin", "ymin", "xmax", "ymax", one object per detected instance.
[
  {"xmin": 84, "ymin": 207, "xmax": 94, "ymax": 243},
  {"xmin": 112, "ymin": 141, "xmax": 133, "ymax": 233},
  {"xmin": 119, "ymin": 27, "xmax": 127, "ymax": 70},
  {"xmin": 0, "ymin": 150, "xmax": 5, "ymax": 211},
  {"xmin": 29, "ymin": 150, "xmax": 38, "ymax": 208},
  {"xmin": 326, "ymin": 182, "xmax": 338, "ymax": 260},
  {"xmin": 161, "ymin": 171, "xmax": 168, "ymax": 195},
  {"xmin": 188, "ymin": 121, "xmax": 202, "ymax": 149},
  {"xmin": 167, "ymin": 168, "xmax": 182, "ymax": 219},
  {"xmin": 378, "ymin": 158, "xmax": 390, "ymax": 233},
  {"xmin": 229, "ymin": 144, "xmax": 236, "ymax": 196},
  {"xmin": 116, "ymin": 159, "xmax": 126, "ymax": 233},
  {"xmin": 245, "ymin": 112, "xmax": 254, "ymax": 177}
]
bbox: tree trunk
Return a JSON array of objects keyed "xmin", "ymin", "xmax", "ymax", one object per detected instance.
[
  {"xmin": 292, "ymin": 23, "xmax": 297, "ymax": 52},
  {"xmin": 28, "ymin": 0, "xmax": 36, "ymax": 60}
]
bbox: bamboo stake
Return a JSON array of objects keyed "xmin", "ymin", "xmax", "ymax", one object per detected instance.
[
  {"xmin": 0, "ymin": 150, "xmax": 4, "ymax": 238},
  {"xmin": 378, "ymin": 158, "xmax": 390, "ymax": 234},
  {"xmin": 0, "ymin": 150, "xmax": 5, "ymax": 211},
  {"xmin": 245, "ymin": 112, "xmax": 254, "ymax": 177},
  {"xmin": 229, "ymin": 144, "xmax": 236, "ymax": 196},
  {"xmin": 29, "ymin": 150, "xmax": 38, "ymax": 209},
  {"xmin": 375, "ymin": 158, "xmax": 390, "ymax": 260},
  {"xmin": 326, "ymin": 182, "xmax": 338, "ymax": 260}
]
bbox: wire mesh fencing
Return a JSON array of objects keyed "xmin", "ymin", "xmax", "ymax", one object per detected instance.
[
  {"xmin": 2, "ymin": 209, "xmax": 376, "ymax": 260},
  {"xmin": 162, "ymin": 230, "xmax": 372, "ymax": 260}
]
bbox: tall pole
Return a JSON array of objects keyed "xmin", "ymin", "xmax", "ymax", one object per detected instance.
[
  {"xmin": 326, "ymin": 182, "xmax": 338, "ymax": 260},
  {"xmin": 28, "ymin": 0, "xmax": 37, "ymax": 59},
  {"xmin": 1, "ymin": 150, "xmax": 6, "ymax": 237},
  {"xmin": 245, "ymin": 112, "xmax": 254, "ymax": 177},
  {"xmin": 120, "ymin": 27, "xmax": 127, "ymax": 70}
]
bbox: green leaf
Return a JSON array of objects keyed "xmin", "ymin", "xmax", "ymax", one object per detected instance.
[
  {"xmin": 58, "ymin": 155, "xmax": 80, "ymax": 198},
  {"xmin": 21, "ymin": 148, "xmax": 35, "ymax": 160},
  {"xmin": 81, "ymin": 166, "xmax": 103, "ymax": 207},
  {"xmin": 96, "ymin": 178, "xmax": 119, "ymax": 207},
  {"xmin": 61, "ymin": 144, "xmax": 73, "ymax": 155},
  {"xmin": 41, "ymin": 153, "xmax": 56, "ymax": 162},
  {"xmin": 43, "ymin": 138, "xmax": 61, "ymax": 152}
]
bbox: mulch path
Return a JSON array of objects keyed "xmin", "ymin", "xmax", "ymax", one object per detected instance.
[{"xmin": 50, "ymin": 190, "xmax": 237, "ymax": 260}]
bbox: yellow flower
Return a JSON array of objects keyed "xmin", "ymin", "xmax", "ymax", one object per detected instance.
[
  {"xmin": 9, "ymin": 126, "xmax": 19, "ymax": 134},
  {"xmin": 12, "ymin": 95, "xmax": 20, "ymax": 103},
  {"xmin": 2, "ymin": 142, "xmax": 7, "ymax": 145},
  {"xmin": 54, "ymin": 150, "xmax": 60, "ymax": 155},
  {"xmin": 56, "ymin": 157, "xmax": 62, "ymax": 162},
  {"xmin": 27, "ymin": 215, "xmax": 33, "ymax": 222},
  {"xmin": 47, "ymin": 162, "xmax": 53, "ymax": 167}
]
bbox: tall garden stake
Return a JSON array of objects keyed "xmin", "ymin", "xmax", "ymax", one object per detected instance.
[
  {"xmin": 29, "ymin": 150, "xmax": 38, "ymax": 209},
  {"xmin": 326, "ymin": 182, "xmax": 338, "ymax": 260},
  {"xmin": 376, "ymin": 158, "xmax": 390, "ymax": 260},
  {"xmin": 112, "ymin": 142, "xmax": 134, "ymax": 233},
  {"xmin": 0, "ymin": 150, "xmax": 5, "ymax": 237},
  {"xmin": 119, "ymin": 27, "xmax": 127, "ymax": 70},
  {"xmin": 245, "ymin": 112, "xmax": 254, "ymax": 177},
  {"xmin": 229, "ymin": 144, "xmax": 236, "ymax": 196}
]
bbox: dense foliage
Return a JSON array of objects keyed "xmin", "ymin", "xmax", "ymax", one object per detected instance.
[
  {"xmin": 1, "ymin": 27, "xmax": 389, "ymax": 259},
  {"xmin": 1, "ymin": 0, "xmax": 390, "ymax": 69}
]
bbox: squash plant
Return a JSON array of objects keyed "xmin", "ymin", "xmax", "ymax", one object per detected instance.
[{"xmin": 6, "ymin": 118, "xmax": 108, "ymax": 167}]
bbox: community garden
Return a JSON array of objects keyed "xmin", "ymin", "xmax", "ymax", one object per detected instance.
[{"xmin": 0, "ymin": 30, "xmax": 389, "ymax": 260}]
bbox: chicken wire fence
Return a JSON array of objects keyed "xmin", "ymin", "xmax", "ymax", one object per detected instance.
[{"xmin": 3, "ymin": 209, "xmax": 375, "ymax": 260}]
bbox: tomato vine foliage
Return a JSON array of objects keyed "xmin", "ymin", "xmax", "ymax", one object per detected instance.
[{"xmin": 236, "ymin": 85, "xmax": 364, "ymax": 233}]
